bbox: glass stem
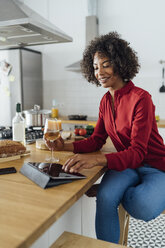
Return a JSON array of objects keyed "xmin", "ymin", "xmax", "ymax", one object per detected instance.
[{"xmin": 51, "ymin": 148, "xmax": 54, "ymax": 161}]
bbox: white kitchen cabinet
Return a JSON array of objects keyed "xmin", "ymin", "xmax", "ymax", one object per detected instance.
[
  {"xmin": 30, "ymin": 230, "xmax": 49, "ymax": 248},
  {"xmin": 30, "ymin": 193, "xmax": 98, "ymax": 248},
  {"xmin": 81, "ymin": 194, "xmax": 97, "ymax": 239},
  {"xmin": 30, "ymin": 198, "xmax": 82, "ymax": 248},
  {"xmin": 48, "ymin": 198, "xmax": 82, "ymax": 247},
  {"xmin": 81, "ymin": 178, "xmax": 102, "ymax": 239}
]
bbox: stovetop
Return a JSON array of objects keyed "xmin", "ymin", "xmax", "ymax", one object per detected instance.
[{"xmin": 0, "ymin": 126, "xmax": 44, "ymax": 144}]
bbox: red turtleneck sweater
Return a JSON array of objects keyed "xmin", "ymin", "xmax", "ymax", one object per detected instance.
[{"xmin": 73, "ymin": 81, "xmax": 165, "ymax": 171}]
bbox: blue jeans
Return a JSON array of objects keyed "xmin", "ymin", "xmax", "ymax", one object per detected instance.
[{"xmin": 95, "ymin": 165, "xmax": 165, "ymax": 244}]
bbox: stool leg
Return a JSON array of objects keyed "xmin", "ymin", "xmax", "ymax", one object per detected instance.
[
  {"xmin": 118, "ymin": 204, "xmax": 129, "ymax": 246},
  {"xmin": 123, "ymin": 213, "xmax": 130, "ymax": 246}
]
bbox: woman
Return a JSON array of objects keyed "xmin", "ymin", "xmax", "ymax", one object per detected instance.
[{"xmin": 45, "ymin": 32, "xmax": 165, "ymax": 244}]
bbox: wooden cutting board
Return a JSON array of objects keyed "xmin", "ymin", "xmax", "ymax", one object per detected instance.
[{"xmin": 0, "ymin": 150, "xmax": 30, "ymax": 163}]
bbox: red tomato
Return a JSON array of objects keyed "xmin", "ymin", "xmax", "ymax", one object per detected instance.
[
  {"xmin": 79, "ymin": 128, "xmax": 87, "ymax": 136},
  {"xmin": 74, "ymin": 128, "xmax": 80, "ymax": 135}
]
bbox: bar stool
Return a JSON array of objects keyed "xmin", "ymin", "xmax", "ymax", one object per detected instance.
[{"xmin": 51, "ymin": 231, "xmax": 131, "ymax": 248}]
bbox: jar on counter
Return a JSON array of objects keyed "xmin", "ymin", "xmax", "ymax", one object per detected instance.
[{"xmin": 51, "ymin": 99, "xmax": 58, "ymax": 118}]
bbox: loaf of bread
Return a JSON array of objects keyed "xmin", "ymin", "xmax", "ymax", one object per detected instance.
[{"xmin": 0, "ymin": 140, "xmax": 26, "ymax": 158}]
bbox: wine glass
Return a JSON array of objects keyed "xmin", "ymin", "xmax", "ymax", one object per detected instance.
[{"xmin": 44, "ymin": 118, "xmax": 61, "ymax": 163}]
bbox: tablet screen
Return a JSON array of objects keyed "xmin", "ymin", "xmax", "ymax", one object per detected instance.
[{"xmin": 28, "ymin": 162, "xmax": 86, "ymax": 179}]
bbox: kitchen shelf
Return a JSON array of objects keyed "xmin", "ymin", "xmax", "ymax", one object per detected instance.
[
  {"xmin": 157, "ymin": 119, "xmax": 165, "ymax": 128},
  {"xmin": 60, "ymin": 117, "xmax": 97, "ymax": 126},
  {"xmin": 60, "ymin": 117, "xmax": 165, "ymax": 128}
]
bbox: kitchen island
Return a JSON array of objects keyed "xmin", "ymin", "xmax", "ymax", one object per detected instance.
[{"xmin": 0, "ymin": 144, "xmax": 107, "ymax": 248}]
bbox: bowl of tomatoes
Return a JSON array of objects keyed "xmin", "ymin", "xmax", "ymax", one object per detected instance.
[{"xmin": 74, "ymin": 125, "xmax": 94, "ymax": 137}]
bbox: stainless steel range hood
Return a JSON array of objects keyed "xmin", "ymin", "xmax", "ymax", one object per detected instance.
[
  {"xmin": 66, "ymin": 0, "xmax": 98, "ymax": 72},
  {"xmin": 0, "ymin": 0, "xmax": 72, "ymax": 49},
  {"xmin": 66, "ymin": 15, "xmax": 98, "ymax": 73}
]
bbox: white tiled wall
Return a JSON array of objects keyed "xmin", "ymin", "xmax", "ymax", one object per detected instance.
[
  {"xmin": 22, "ymin": 0, "xmax": 165, "ymax": 126},
  {"xmin": 134, "ymin": 76, "xmax": 165, "ymax": 119},
  {"xmin": 22, "ymin": 0, "xmax": 165, "ymax": 120},
  {"xmin": 158, "ymin": 128, "xmax": 165, "ymax": 142},
  {"xmin": 43, "ymin": 77, "xmax": 107, "ymax": 118},
  {"xmin": 43, "ymin": 76, "xmax": 165, "ymax": 120}
]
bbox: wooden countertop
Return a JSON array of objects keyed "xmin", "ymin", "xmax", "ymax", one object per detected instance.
[
  {"xmin": 0, "ymin": 145, "xmax": 107, "ymax": 248},
  {"xmin": 60, "ymin": 117, "xmax": 165, "ymax": 128},
  {"xmin": 60, "ymin": 117, "xmax": 97, "ymax": 126},
  {"xmin": 157, "ymin": 119, "xmax": 165, "ymax": 128}
]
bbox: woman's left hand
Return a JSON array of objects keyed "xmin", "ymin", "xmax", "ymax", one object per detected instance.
[{"xmin": 62, "ymin": 153, "xmax": 107, "ymax": 173}]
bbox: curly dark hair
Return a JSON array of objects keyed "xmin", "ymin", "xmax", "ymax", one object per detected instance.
[{"xmin": 81, "ymin": 32, "xmax": 140, "ymax": 86}]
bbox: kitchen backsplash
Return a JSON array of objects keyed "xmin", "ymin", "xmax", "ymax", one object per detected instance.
[
  {"xmin": 43, "ymin": 75, "xmax": 165, "ymax": 120},
  {"xmin": 43, "ymin": 77, "xmax": 107, "ymax": 118}
]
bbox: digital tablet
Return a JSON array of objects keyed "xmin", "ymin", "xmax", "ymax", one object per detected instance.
[{"xmin": 27, "ymin": 162, "xmax": 86, "ymax": 180}]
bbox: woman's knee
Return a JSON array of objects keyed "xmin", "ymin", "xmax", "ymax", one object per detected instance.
[
  {"xmin": 133, "ymin": 201, "xmax": 158, "ymax": 221},
  {"xmin": 123, "ymin": 189, "xmax": 160, "ymax": 221},
  {"xmin": 96, "ymin": 169, "xmax": 139, "ymax": 209},
  {"xmin": 96, "ymin": 183, "xmax": 119, "ymax": 209}
]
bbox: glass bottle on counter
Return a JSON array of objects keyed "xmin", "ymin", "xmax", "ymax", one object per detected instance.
[
  {"xmin": 51, "ymin": 99, "xmax": 58, "ymax": 118},
  {"xmin": 12, "ymin": 103, "xmax": 26, "ymax": 146}
]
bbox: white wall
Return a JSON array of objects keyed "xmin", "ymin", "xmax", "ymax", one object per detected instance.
[
  {"xmin": 98, "ymin": 0, "xmax": 165, "ymax": 118},
  {"xmin": 23, "ymin": 0, "xmax": 165, "ymax": 119}
]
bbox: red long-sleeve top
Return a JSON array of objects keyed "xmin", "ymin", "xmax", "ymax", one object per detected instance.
[{"xmin": 73, "ymin": 81, "xmax": 165, "ymax": 171}]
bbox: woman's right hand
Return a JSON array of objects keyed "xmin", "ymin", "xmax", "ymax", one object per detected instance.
[{"xmin": 44, "ymin": 136, "xmax": 64, "ymax": 151}]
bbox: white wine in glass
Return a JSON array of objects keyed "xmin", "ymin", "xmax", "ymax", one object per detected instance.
[{"xmin": 44, "ymin": 118, "xmax": 61, "ymax": 162}]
